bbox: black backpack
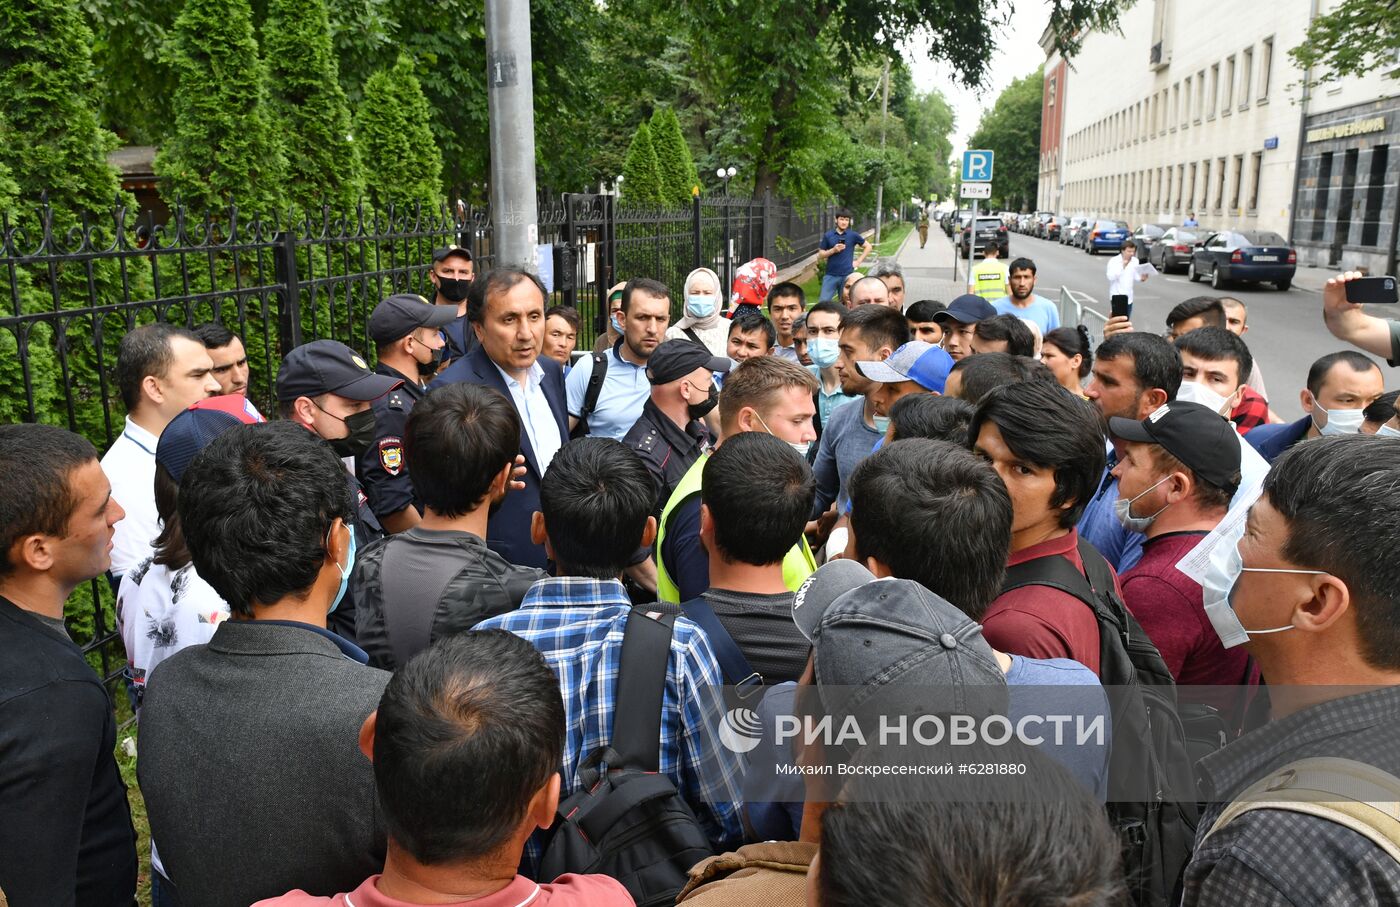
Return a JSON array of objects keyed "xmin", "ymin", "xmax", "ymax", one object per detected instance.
[
  {"xmin": 569, "ymin": 350, "xmax": 609, "ymax": 439},
  {"xmin": 1001, "ymin": 537, "xmax": 1200, "ymax": 907},
  {"xmin": 537, "ymin": 608, "xmax": 714, "ymax": 906}
]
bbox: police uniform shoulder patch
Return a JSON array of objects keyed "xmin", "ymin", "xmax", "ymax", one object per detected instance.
[
  {"xmin": 638, "ymin": 428, "xmax": 658, "ymax": 453},
  {"xmin": 386, "ymin": 391, "xmax": 406, "ymax": 412},
  {"xmin": 379, "ymin": 436, "xmax": 405, "ymax": 476}
]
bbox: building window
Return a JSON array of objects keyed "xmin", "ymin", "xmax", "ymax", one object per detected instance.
[
  {"xmin": 1208, "ymin": 64, "xmax": 1219, "ymax": 118},
  {"xmin": 1196, "ymin": 70, "xmax": 1206, "ymax": 122},
  {"xmin": 1223, "ymin": 56, "xmax": 1235, "ymax": 113},
  {"xmin": 1362, "ymin": 145, "xmax": 1389, "ymax": 247},
  {"xmin": 1248, "ymin": 152, "xmax": 1263, "ymax": 211},
  {"xmin": 1230, "ymin": 154, "xmax": 1244, "ymax": 210},
  {"xmin": 1183, "ymin": 76, "xmax": 1192, "ymax": 126},
  {"xmin": 1187, "ymin": 162, "xmax": 1198, "ymax": 212},
  {"xmin": 1171, "ymin": 83, "xmax": 1180, "ymax": 130},
  {"xmin": 1215, "ymin": 156, "xmax": 1227, "ymax": 209},
  {"xmin": 1177, "ymin": 163, "xmax": 1186, "ymax": 210},
  {"xmin": 1259, "ymin": 38, "xmax": 1273, "ymax": 100},
  {"xmin": 1312, "ymin": 152, "xmax": 1333, "ymax": 242},
  {"xmin": 1049, "ymin": 77, "xmax": 1057, "ymax": 106},
  {"xmin": 1240, "ymin": 47, "xmax": 1253, "ymax": 109}
]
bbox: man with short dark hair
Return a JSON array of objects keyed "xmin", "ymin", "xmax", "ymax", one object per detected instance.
[
  {"xmin": 726, "ymin": 309, "xmax": 776, "ymax": 363},
  {"xmin": 1173, "ymin": 326, "xmax": 1269, "ymax": 433},
  {"xmin": 992, "ymin": 257, "xmax": 1059, "ymax": 333},
  {"xmin": 696, "ymin": 432, "xmax": 816, "ymax": 685},
  {"xmin": 1247, "ymin": 350, "xmax": 1385, "ymax": 463},
  {"xmin": 429, "ymin": 245, "xmax": 476, "ymax": 364},
  {"xmin": 139, "ymin": 423, "xmax": 390, "ymax": 906},
  {"xmin": 818, "ymin": 209, "xmax": 871, "ymax": 302},
  {"xmin": 352, "ymin": 384, "xmax": 546, "ymax": 671},
  {"xmin": 1165, "ymin": 296, "xmax": 1227, "ymax": 340},
  {"xmin": 477, "ymin": 438, "xmax": 744, "ymax": 860},
  {"xmin": 1077, "ymin": 332, "xmax": 1182, "ymax": 572},
  {"xmin": 971, "ymin": 314, "xmax": 1036, "ymax": 357},
  {"xmin": 566, "ymin": 277, "xmax": 670, "ymax": 440},
  {"xmin": 971, "ymin": 382, "xmax": 1110, "ymax": 675},
  {"xmin": 1181, "ymin": 436, "xmax": 1400, "ymax": 907},
  {"xmin": 904, "ymin": 299, "xmax": 946, "ymax": 345},
  {"xmin": 430, "ymin": 270, "xmax": 569, "ymax": 569},
  {"xmin": 805, "ymin": 301, "xmax": 856, "ymax": 433},
  {"xmin": 968, "ymin": 243, "xmax": 1010, "ymax": 300},
  {"xmin": 932, "ymin": 294, "xmax": 997, "ymax": 361},
  {"xmin": 1218, "ymin": 297, "xmax": 1271, "ymax": 403},
  {"xmin": 0, "ymin": 424, "xmax": 136, "ymax": 906},
  {"xmin": 944, "ymin": 351, "xmax": 1056, "ymax": 403},
  {"xmin": 193, "ymin": 321, "xmax": 250, "ymax": 396},
  {"xmin": 359, "ymin": 293, "xmax": 458, "ymax": 533},
  {"xmin": 767, "ymin": 282, "xmax": 805, "ymax": 361},
  {"xmin": 255, "ymin": 631, "xmax": 632, "ymax": 907},
  {"xmin": 103, "ymin": 323, "xmax": 221, "ymax": 577},
  {"xmin": 542, "ymin": 304, "xmax": 580, "ymax": 369}
]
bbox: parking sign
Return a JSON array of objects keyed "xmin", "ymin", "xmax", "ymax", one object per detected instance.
[{"xmin": 962, "ymin": 150, "xmax": 994, "ymax": 183}]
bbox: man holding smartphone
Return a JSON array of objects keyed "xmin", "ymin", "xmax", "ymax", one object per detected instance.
[
  {"xmin": 1323, "ymin": 271, "xmax": 1400, "ymax": 366},
  {"xmin": 1105, "ymin": 239, "xmax": 1149, "ymax": 318},
  {"xmin": 818, "ymin": 208, "xmax": 872, "ymax": 302}
]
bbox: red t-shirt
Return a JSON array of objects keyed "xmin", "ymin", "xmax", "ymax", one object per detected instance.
[
  {"xmin": 253, "ymin": 874, "xmax": 635, "ymax": 907},
  {"xmin": 982, "ymin": 530, "xmax": 1103, "ymax": 676},
  {"xmin": 1120, "ymin": 531, "xmax": 1260, "ymax": 688}
]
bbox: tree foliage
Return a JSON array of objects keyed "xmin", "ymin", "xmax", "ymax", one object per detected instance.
[
  {"xmin": 264, "ymin": 0, "xmax": 362, "ymax": 213},
  {"xmin": 354, "ymin": 55, "xmax": 443, "ymax": 213},
  {"xmin": 967, "ymin": 67, "xmax": 1043, "ymax": 211},
  {"xmin": 650, "ymin": 107, "xmax": 699, "ymax": 204},
  {"xmin": 1289, "ymin": 0, "xmax": 1400, "ymax": 84},
  {"xmin": 621, "ymin": 122, "xmax": 666, "ymax": 205},
  {"xmin": 155, "ymin": 0, "xmax": 286, "ymax": 215}
]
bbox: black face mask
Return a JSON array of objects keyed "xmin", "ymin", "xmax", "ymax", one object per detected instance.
[
  {"xmin": 436, "ymin": 276, "xmax": 472, "ymax": 303},
  {"xmin": 327, "ymin": 408, "xmax": 378, "ymax": 458},
  {"xmin": 416, "ymin": 342, "xmax": 444, "ymax": 378},
  {"xmin": 686, "ymin": 382, "xmax": 719, "ymax": 421}
]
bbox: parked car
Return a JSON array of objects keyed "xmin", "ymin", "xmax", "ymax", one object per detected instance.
[
  {"xmin": 1187, "ymin": 230, "xmax": 1297, "ymax": 290},
  {"xmin": 1061, "ymin": 217, "xmax": 1088, "ymax": 245},
  {"xmin": 1033, "ymin": 211, "xmax": 1055, "ymax": 237},
  {"xmin": 1018, "ymin": 213, "xmax": 1037, "ymax": 233},
  {"xmin": 1130, "ymin": 223, "xmax": 1170, "ymax": 263},
  {"xmin": 959, "ymin": 216, "xmax": 1010, "ymax": 257},
  {"xmin": 1148, "ymin": 226, "xmax": 1204, "ymax": 274},
  {"xmin": 944, "ymin": 209, "xmax": 970, "ymax": 237},
  {"xmin": 1084, "ymin": 220, "xmax": 1130, "ymax": 254},
  {"xmin": 1040, "ymin": 215, "xmax": 1065, "ymax": 241}
]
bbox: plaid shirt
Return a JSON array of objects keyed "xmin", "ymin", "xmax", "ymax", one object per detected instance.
[
  {"xmin": 477, "ymin": 577, "xmax": 745, "ymax": 865},
  {"xmin": 1182, "ymin": 686, "xmax": 1400, "ymax": 906},
  {"xmin": 1231, "ymin": 386, "xmax": 1270, "ymax": 434}
]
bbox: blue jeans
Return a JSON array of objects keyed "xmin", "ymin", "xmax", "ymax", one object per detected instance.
[{"xmin": 820, "ymin": 272, "xmax": 846, "ymax": 302}]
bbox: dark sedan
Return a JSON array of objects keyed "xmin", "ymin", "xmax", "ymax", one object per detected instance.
[
  {"xmin": 1130, "ymin": 223, "xmax": 1169, "ymax": 263},
  {"xmin": 1148, "ymin": 227, "xmax": 1204, "ymax": 274},
  {"xmin": 1187, "ymin": 230, "xmax": 1297, "ymax": 290}
]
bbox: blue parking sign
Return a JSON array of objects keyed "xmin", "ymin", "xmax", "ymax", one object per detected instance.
[{"xmin": 962, "ymin": 150, "xmax": 994, "ymax": 183}]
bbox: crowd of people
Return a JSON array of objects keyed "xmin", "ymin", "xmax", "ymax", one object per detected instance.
[{"xmin": 2, "ymin": 217, "xmax": 1400, "ymax": 907}]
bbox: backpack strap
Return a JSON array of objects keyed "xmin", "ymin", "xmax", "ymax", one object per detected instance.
[
  {"xmin": 1000, "ymin": 549, "xmax": 1096, "ymax": 608},
  {"xmin": 682, "ymin": 326, "xmax": 705, "ymax": 347},
  {"xmin": 679, "ymin": 596, "xmax": 761, "ymax": 694},
  {"xmin": 1204, "ymin": 757, "xmax": 1400, "ymax": 864},
  {"xmin": 609, "ymin": 608, "xmax": 677, "ymax": 772},
  {"xmin": 571, "ymin": 351, "xmax": 609, "ymax": 438}
]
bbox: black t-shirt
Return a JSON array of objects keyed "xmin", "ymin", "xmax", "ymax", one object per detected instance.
[
  {"xmin": 702, "ymin": 587, "xmax": 810, "ymax": 685},
  {"xmin": 0, "ymin": 595, "xmax": 137, "ymax": 905}
]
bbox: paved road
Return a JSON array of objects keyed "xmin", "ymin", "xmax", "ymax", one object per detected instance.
[{"xmin": 966, "ymin": 233, "xmax": 1388, "ymax": 421}]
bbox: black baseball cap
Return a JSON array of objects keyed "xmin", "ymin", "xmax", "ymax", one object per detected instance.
[
  {"xmin": 1109, "ymin": 401, "xmax": 1242, "ymax": 496},
  {"xmin": 934, "ymin": 294, "xmax": 997, "ymax": 324},
  {"xmin": 276, "ymin": 340, "xmax": 401, "ymax": 402},
  {"xmin": 368, "ymin": 293, "xmax": 459, "ymax": 343},
  {"xmin": 431, "ymin": 245, "xmax": 473, "ymax": 264},
  {"xmin": 646, "ymin": 339, "xmax": 731, "ymax": 385}
]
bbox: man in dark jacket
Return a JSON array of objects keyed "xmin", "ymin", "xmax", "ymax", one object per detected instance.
[{"xmin": 353, "ymin": 383, "xmax": 545, "ymax": 670}]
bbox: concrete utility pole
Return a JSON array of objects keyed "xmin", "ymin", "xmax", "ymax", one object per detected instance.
[
  {"xmin": 874, "ymin": 58, "xmax": 890, "ymax": 245},
  {"xmin": 485, "ymin": 0, "xmax": 539, "ymax": 270}
]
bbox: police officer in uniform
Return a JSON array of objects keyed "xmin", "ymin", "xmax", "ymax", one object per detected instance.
[
  {"xmin": 429, "ymin": 245, "xmax": 476, "ymax": 364},
  {"xmin": 356, "ymin": 293, "xmax": 458, "ymax": 534},
  {"xmin": 621, "ymin": 339, "xmax": 730, "ymax": 514},
  {"xmin": 276, "ymin": 339, "xmax": 402, "ymax": 641}
]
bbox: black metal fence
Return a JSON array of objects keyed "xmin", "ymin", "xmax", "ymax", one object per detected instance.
[{"xmin": 0, "ymin": 190, "xmax": 838, "ymax": 692}]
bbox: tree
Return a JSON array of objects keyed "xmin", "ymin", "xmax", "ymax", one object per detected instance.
[
  {"xmin": 650, "ymin": 107, "xmax": 699, "ymax": 204},
  {"xmin": 354, "ymin": 55, "xmax": 443, "ymax": 213},
  {"xmin": 967, "ymin": 67, "xmax": 1043, "ymax": 211},
  {"xmin": 263, "ymin": 0, "xmax": 362, "ymax": 214},
  {"xmin": 621, "ymin": 121, "xmax": 665, "ymax": 204},
  {"xmin": 1290, "ymin": 0, "xmax": 1400, "ymax": 84},
  {"xmin": 156, "ymin": 0, "xmax": 286, "ymax": 215}
]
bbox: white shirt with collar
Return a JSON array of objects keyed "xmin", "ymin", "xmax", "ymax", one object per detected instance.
[
  {"xmin": 1105, "ymin": 254, "xmax": 1142, "ymax": 302},
  {"xmin": 494, "ymin": 360, "xmax": 563, "ymax": 473},
  {"xmin": 101, "ymin": 416, "xmax": 161, "ymax": 577}
]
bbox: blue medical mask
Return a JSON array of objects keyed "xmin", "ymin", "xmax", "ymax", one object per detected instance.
[
  {"xmin": 685, "ymin": 295, "xmax": 717, "ymax": 319},
  {"xmin": 1378, "ymin": 424, "xmax": 1400, "ymax": 438},
  {"xmin": 328, "ymin": 523, "xmax": 356, "ymax": 615},
  {"xmin": 872, "ymin": 415, "xmax": 891, "ymax": 435},
  {"xmin": 809, "ymin": 338, "xmax": 840, "ymax": 369},
  {"xmin": 610, "ymin": 313, "xmax": 624, "ymax": 335},
  {"xmin": 1312, "ymin": 403, "xmax": 1367, "ymax": 436}
]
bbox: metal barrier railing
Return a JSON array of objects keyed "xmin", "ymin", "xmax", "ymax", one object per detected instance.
[{"xmin": 1058, "ymin": 286, "xmax": 1111, "ymax": 348}]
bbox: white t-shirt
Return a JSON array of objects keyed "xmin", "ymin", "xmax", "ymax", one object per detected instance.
[
  {"xmin": 117, "ymin": 557, "xmax": 229, "ymax": 704},
  {"xmin": 1105, "ymin": 255, "xmax": 1144, "ymax": 302},
  {"xmin": 101, "ymin": 417, "xmax": 160, "ymax": 577}
]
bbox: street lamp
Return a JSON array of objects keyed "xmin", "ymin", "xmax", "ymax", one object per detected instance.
[
  {"xmin": 614, "ymin": 174, "xmax": 624, "ymax": 197},
  {"xmin": 716, "ymin": 166, "xmax": 737, "ymax": 195}
]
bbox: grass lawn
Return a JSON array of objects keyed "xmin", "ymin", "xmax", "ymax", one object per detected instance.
[
  {"xmin": 797, "ymin": 221, "xmax": 913, "ymax": 304},
  {"xmin": 114, "ymin": 700, "xmax": 153, "ymax": 907}
]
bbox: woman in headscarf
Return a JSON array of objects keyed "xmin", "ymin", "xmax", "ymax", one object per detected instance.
[
  {"xmin": 729, "ymin": 257, "xmax": 777, "ymax": 320},
  {"xmin": 665, "ymin": 267, "xmax": 728, "ymax": 357}
]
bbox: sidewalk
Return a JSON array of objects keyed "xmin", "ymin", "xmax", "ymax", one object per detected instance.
[{"xmin": 896, "ymin": 227, "xmax": 967, "ymax": 304}]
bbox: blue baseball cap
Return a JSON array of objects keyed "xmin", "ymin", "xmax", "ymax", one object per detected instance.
[{"xmin": 855, "ymin": 341, "xmax": 955, "ymax": 393}]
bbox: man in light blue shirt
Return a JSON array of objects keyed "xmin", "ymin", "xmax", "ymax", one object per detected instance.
[
  {"xmin": 566, "ymin": 277, "xmax": 671, "ymax": 440},
  {"xmin": 991, "ymin": 257, "xmax": 1060, "ymax": 335}
]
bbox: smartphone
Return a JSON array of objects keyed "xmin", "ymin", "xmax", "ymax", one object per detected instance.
[
  {"xmin": 1345, "ymin": 276, "xmax": 1399, "ymax": 305},
  {"xmin": 1110, "ymin": 295, "xmax": 1132, "ymax": 319}
]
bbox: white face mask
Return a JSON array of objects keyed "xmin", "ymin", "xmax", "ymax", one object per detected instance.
[
  {"xmin": 754, "ymin": 411, "xmax": 810, "ymax": 458},
  {"xmin": 1176, "ymin": 380, "xmax": 1232, "ymax": 417},
  {"xmin": 1312, "ymin": 403, "xmax": 1367, "ymax": 436},
  {"xmin": 1113, "ymin": 474, "xmax": 1172, "ymax": 533},
  {"xmin": 1201, "ymin": 542, "xmax": 1326, "ymax": 648}
]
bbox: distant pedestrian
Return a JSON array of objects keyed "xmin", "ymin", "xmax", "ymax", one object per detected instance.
[
  {"xmin": 818, "ymin": 209, "xmax": 872, "ymax": 302},
  {"xmin": 917, "ymin": 207, "xmax": 930, "ymax": 248},
  {"xmin": 1182, "ymin": 212, "xmax": 1199, "ymax": 227}
]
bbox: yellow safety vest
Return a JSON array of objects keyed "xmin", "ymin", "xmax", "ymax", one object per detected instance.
[
  {"xmin": 969, "ymin": 260, "xmax": 1009, "ymax": 300},
  {"xmin": 655, "ymin": 453, "xmax": 817, "ymax": 604}
]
